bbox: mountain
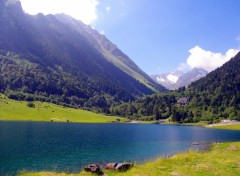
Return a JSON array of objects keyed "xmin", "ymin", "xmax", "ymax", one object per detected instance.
[
  {"xmin": 188, "ymin": 52, "xmax": 240, "ymax": 94},
  {"xmin": 151, "ymin": 68, "xmax": 208, "ymax": 90},
  {"xmin": 151, "ymin": 70, "xmax": 183, "ymax": 90},
  {"xmin": 54, "ymin": 14, "xmax": 161, "ymax": 92},
  {"xmin": 0, "ymin": 0, "xmax": 166, "ymax": 110},
  {"xmin": 177, "ymin": 68, "xmax": 208, "ymax": 88},
  {"xmin": 111, "ymin": 52, "xmax": 240, "ymax": 123}
]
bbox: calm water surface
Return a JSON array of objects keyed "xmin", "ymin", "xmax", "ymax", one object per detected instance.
[{"xmin": 1, "ymin": 121, "xmax": 240, "ymax": 175}]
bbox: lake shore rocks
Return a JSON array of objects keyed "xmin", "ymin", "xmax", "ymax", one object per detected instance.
[
  {"xmin": 84, "ymin": 162, "xmax": 134, "ymax": 175},
  {"xmin": 84, "ymin": 164, "xmax": 102, "ymax": 174},
  {"xmin": 105, "ymin": 163, "xmax": 134, "ymax": 171},
  {"xmin": 192, "ymin": 142, "xmax": 200, "ymax": 145},
  {"xmin": 104, "ymin": 163, "xmax": 116, "ymax": 170}
]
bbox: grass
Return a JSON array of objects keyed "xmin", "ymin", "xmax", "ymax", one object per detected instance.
[
  {"xmin": 0, "ymin": 94, "xmax": 126, "ymax": 123},
  {"xmin": 181, "ymin": 121, "xmax": 209, "ymax": 126},
  {"xmin": 211, "ymin": 124, "xmax": 240, "ymax": 130},
  {"xmin": 101, "ymin": 49, "xmax": 158, "ymax": 92},
  {"xmin": 18, "ymin": 142, "xmax": 240, "ymax": 176}
]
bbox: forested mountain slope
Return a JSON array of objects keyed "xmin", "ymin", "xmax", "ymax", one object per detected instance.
[
  {"xmin": 0, "ymin": 0, "xmax": 165, "ymax": 111},
  {"xmin": 111, "ymin": 52, "xmax": 240, "ymax": 123}
]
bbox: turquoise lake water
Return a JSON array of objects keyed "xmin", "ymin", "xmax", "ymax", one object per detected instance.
[{"xmin": 1, "ymin": 121, "xmax": 240, "ymax": 175}]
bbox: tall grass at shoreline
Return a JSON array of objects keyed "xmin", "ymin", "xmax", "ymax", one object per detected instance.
[
  {"xmin": 211, "ymin": 124, "xmax": 240, "ymax": 130},
  {"xmin": 19, "ymin": 142, "xmax": 240, "ymax": 176}
]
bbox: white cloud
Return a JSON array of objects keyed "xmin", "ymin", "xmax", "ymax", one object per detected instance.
[
  {"xmin": 186, "ymin": 46, "xmax": 239, "ymax": 72},
  {"xmin": 20, "ymin": 0, "xmax": 99, "ymax": 25},
  {"xmin": 176, "ymin": 63, "xmax": 190, "ymax": 72}
]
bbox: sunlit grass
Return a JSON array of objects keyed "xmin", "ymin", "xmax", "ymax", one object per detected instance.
[
  {"xmin": 211, "ymin": 124, "xmax": 240, "ymax": 130},
  {"xmin": 19, "ymin": 142, "xmax": 240, "ymax": 176},
  {"xmin": 0, "ymin": 94, "xmax": 126, "ymax": 123}
]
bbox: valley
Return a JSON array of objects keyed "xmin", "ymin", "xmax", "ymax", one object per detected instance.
[{"xmin": 0, "ymin": 1, "xmax": 240, "ymax": 176}]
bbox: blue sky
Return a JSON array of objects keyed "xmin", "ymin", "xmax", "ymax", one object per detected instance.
[{"xmin": 20, "ymin": 0, "xmax": 240, "ymax": 74}]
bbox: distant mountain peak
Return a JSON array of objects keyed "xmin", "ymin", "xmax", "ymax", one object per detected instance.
[
  {"xmin": 151, "ymin": 68, "xmax": 208, "ymax": 90},
  {"xmin": 167, "ymin": 74, "xmax": 179, "ymax": 84}
]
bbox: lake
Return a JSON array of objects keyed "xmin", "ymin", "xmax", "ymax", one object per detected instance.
[{"xmin": 1, "ymin": 121, "xmax": 240, "ymax": 175}]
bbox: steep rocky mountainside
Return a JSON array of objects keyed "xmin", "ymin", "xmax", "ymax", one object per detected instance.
[{"xmin": 0, "ymin": 0, "xmax": 165, "ymax": 110}]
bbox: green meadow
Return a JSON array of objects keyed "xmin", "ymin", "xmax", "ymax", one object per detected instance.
[
  {"xmin": 211, "ymin": 124, "xmax": 240, "ymax": 130},
  {"xmin": 19, "ymin": 142, "xmax": 240, "ymax": 176},
  {"xmin": 2, "ymin": 93, "xmax": 240, "ymax": 176},
  {"xmin": 0, "ymin": 94, "xmax": 125, "ymax": 123}
]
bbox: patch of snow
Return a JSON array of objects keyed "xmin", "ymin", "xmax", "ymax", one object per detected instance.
[
  {"xmin": 196, "ymin": 74, "xmax": 203, "ymax": 77},
  {"xmin": 167, "ymin": 74, "xmax": 179, "ymax": 84},
  {"xmin": 156, "ymin": 77, "xmax": 166, "ymax": 83}
]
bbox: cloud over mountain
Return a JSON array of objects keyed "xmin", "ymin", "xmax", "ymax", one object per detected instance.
[
  {"xmin": 20, "ymin": 0, "xmax": 99, "ymax": 24},
  {"xmin": 186, "ymin": 46, "xmax": 239, "ymax": 72}
]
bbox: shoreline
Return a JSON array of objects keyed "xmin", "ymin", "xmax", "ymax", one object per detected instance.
[
  {"xmin": 206, "ymin": 122, "xmax": 240, "ymax": 127},
  {"xmin": 0, "ymin": 116, "xmax": 240, "ymax": 128},
  {"xmin": 18, "ymin": 141, "xmax": 240, "ymax": 176},
  {"xmin": 1, "ymin": 120, "xmax": 239, "ymax": 176},
  {"xmin": 0, "ymin": 119, "xmax": 125, "ymax": 124}
]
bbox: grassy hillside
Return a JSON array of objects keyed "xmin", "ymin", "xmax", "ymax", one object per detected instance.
[
  {"xmin": 55, "ymin": 14, "xmax": 165, "ymax": 93},
  {"xmin": 19, "ymin": 142, "xmax": 240, "ymax": 176},
  {"xmin": 0, "ymin": 94, "xmax": 125, "ymax": 123}
]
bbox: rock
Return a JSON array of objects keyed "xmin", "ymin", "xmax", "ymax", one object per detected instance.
[
  {"xmin": 84, "ymin": 164, "xmax": 101, "ymax": 174},
  {"xmin": 115, "ymin": 163, "xmax": 134, "ymax": 171},
  {"xmin": 104, "ymin": 163, "xmax": 117, "ymax": 170},
  {"xmin": 104, "ymin": 163, "xmax": 134, "ymax": 172},
  {"xmin": 192, "ymin": 142, "xmax": 200, "ymax": 145}
]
